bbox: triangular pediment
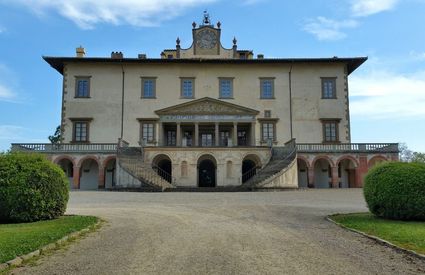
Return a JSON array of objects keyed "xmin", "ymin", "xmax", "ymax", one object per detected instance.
[{"xmin": 155, "ymin": 97, "xmax": 259, "ymax": 116}]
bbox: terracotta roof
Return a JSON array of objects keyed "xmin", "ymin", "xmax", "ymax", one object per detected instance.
[{"xmin": 43, "ymin": 56, "xmax": 367, "ymax": 75}]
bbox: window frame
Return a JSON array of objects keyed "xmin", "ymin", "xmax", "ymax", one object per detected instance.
[
  {"xmin": 180, "ymin": 77, "xmax": 195, "ymax": 99},
  {"xmin": 218, "ymin": 77, "xmax": 234, "ymax": 99},
  {"xmin": 141, "ymin": 77, "xmax": 157, "ymax": 99},
  {"xmin": 320, "ymin": 118, "xmax": 340, "ymax": 143},
  {"xmin": 138, "ymin": 120, "xmax": 157, "ymax": 144},
  {"xmin": 70, "ymin": 118, "xmax": 92, "ymax": 143},
  {"xmin": 260, "ymin": 122, "xmax": 276, "ymax": 142},
  {"xmin": 259, "ymin": 77, "xmax": 275, "ymax": 99},
  {"xmin": 75, "ymin": 76, "xmax": 91, "ymax": 98},
  {"xmin": 321, "ymin": 77, "xmax": 337, "ymax": 99}
]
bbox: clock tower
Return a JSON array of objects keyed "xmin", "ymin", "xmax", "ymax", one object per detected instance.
[
  {"xmin": 161, "ymin": 12, "xmax": 253, "ymax": 59},
  {"xmin": 193, "ymin": 11, "xmax": 221, "ymax": 56}
]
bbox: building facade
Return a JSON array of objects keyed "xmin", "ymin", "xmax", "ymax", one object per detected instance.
[{"xmin": 12, "ymin": 13, "xmax": 399, "ymax": 190}]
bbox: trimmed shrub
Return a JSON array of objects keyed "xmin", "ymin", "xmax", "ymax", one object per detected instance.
[
  {"xmin": 364, "ymin": 162, "xmax": 425, "ymax": 221},
  {"xmin": 0, "ymin": 152, "xmax": 69, "ymax": 223}
]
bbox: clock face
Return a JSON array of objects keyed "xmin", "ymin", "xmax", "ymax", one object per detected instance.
[{"xmin": 196, "ymin": 29, "xmax": 217, "ymax": 49}]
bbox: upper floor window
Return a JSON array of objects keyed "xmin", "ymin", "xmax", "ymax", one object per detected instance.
[
  {"xmin": 181, "ymin": 78, "xmax": 195, "ymax": 98},
  {"xmin": 321, "ymin": 77, "xmax": 337, "ymax": 99},
  {"xmin": 75, "ymin": 76, "xmax": 91, "ymax": 98},
  {"xmin": 219, "ymin": 78, "xmax": 233, "ymax": 98},
  {"xmin": 260, "ymin": 78, "xmax": 274, "ymax": 99},
  {"xmin": 321, "ymin": 119, "xmax": 340, "ymax": 143},
  {"xmin": 141, "ymin": 77, "xmax": 156, "ymax": 98},
  {"xmin": 70, "ymin": 118, "xmax": 92, "ymax": 142}
]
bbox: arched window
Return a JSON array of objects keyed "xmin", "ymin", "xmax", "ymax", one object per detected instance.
[
  {"xmin": 181, "ymin": 161, "xmax": 188, "ymax": 177},
  {"xmin": 226, "ymin": 161, "xmax": 232, "ymax": 178}
]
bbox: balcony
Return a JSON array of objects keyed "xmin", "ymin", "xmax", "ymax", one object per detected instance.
[
  {"xmin": 10, "ymin": 142, "xmax": 399, "ymax": 154},
  {"xmin": 11, "ymin": 143, "xmax": 117, "ymax": 153},
  {"xmin": 296, "ymin": 143, "xmax": 399, "ymax": 153}
]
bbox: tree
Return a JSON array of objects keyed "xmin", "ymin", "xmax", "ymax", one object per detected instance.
[
  {"xmin": 412, "ymin": 152, "xmax": 425, "ymax": 163},
  {"xmin": 399, "ymin": 143, "xmax": 413, "ymax": 162},
  {"xmin": 48, "ymin": 125, "xmax": 63, "ymax": 144}
]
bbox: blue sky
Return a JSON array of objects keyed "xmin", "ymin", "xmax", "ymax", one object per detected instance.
[{"xmin": 0, "ymin": 0, "xmax": 424, "ymax": 152}]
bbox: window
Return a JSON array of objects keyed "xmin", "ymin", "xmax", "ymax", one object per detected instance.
[
  {"xmin": 264, "ymin": 110, "xmax": 271, "ymax": 118},
  {"xmin": 219, "ymin": 78, "xmax": 233, "ymax": 98},
  {"xmin": 261, "ymin": 122, "xmax": 275, "ymax": 142},
  {"xmin": 220, "ymin": 131, "xmax": 230, "ymax": 146},
  {"xmin": 238, "ymin": 131, "xmax": 247, "ymax": 146},
  {"xmin": 166, "ymin": 130, "xmax": 176, "ymax": 146},
  {"xmin": 141, "ymin": 78, "xmax": 156, "ymax": 98},
  {"xmin": 260, "ymin": 78, "xmax": 274, "ymax": 99},
  {"xmin": 321, "ymin": 119, "xmax": 340, "ymax": 143},
  {"xmin": 322, "ymin": 78, "xmax": 337, "ymax": 99},
  {"xmin": 201, "ymin": 133, "xmax": 213, "ymax": 147},
  {"xmin": 141, "ymin": 122, "xmax": 155, "ymax": 143},
  {"xmin": 181, "ymin": 78, "xmax": 195, "ymax": 98},
  {"xmin": 70, "ymin": 118, "xmax": 92, "ymax": 142},
  {"xmin": 75, "ymin": 77, "xmax": 90, "ymax": 98}
]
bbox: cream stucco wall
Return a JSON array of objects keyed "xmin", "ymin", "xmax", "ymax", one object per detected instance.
[{"xmin": 62, "ymin": 61, "xmax": 348, "ymax": 146}]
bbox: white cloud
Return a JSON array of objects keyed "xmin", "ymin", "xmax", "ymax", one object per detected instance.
[
  {"xmin": 7, "ymin": 0, "xmax": 218, "ymax": 29},
  {"xmin": 0, "ymin": 125, "xmax": 25, "ymax": 141},
  {"xmin": 350, "ymin": 70, "xmax": 425, "ymax": 119},
  {"xmin": 242, "ymin": 0, "xmax": 266, "ymax": 5},
  {"xmin": 409, "ymin": 50, "xmax": 425, "ymax": 61},
  {"xmin": 303, "ymin": 17, "xmax": 358, "ymax": 41},
  {"xmin": 351, "ymin": 0, "xmax": 399, "ymax": 17},
  {"xmin": 0, "ymin": 84, "xmax": 15, "ymax": 100},
  {"xmin": 0, "ymin": 64, "xmax": 18, "ymax": 102}
]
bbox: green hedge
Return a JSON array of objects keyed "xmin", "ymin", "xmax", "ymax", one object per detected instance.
[
  {"xmin": 364, "ymin": 162, "xmax": 425, "ymax": 221},
  {"xmin": 0, "ymin": 152, "xmax": 69, "ymax": 223}
]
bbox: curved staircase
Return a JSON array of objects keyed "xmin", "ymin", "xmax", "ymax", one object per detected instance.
[
  {"xmin": 241, "ymin": 139, "xmax": 297, "ymax": 189},
  {"xmin": 117, "ymin": 144, "xmax": 175, "ymax": 191}
]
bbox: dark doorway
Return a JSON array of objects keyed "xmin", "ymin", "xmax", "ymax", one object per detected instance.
[
  {"xmin": 198, "ymin": 159, "xmax": 216, "ymax": 187},
  {"xmin": 153, "ymin": 156, "xmax": 172, "ymax": 183},
  {"xmin": 242, "ymin": 159, "xmax": 256, "ymax": 183}
]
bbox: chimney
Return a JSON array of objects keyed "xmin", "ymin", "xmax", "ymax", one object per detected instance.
[
  {"xmin": 76, "ymin": 46, "xmax": 85, "ymax": 57},
  {"xmin": 138, "ymin": 54, "xmax": 147, "ymax": 59},
  {"xmin": 111, "ymin": 51, "xmax": 124, "ymax": 59},
  {"xmin": 257, "ymin": 54, "xmax": 264, "ymax": 59}
]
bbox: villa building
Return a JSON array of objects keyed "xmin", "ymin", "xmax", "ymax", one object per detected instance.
[{"xmin": 12, "ymin": 13, "xmax": 399, "ymax": 190}]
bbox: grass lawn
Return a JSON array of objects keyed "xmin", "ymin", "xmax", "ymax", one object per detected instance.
[
  {"xmin": 0, "ymin": 215, "xmax": 98, "ymax": 263},
  {"xmin": 330, "ymin": 213, "xmax": 425, "ymax": 255}
]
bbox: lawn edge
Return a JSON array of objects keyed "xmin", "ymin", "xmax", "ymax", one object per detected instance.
[
  {"xmin": 326, "ymin": 213, "xmax": 425, "ymax": 261},
  {"xmin": 0, "ymin": 216, "xmax": 102, "ymax": 272}
]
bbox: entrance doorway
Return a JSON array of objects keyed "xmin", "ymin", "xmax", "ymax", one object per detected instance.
[{"xmin": 198, "ymin": 155, "xmax": 216, "ymax": 187}]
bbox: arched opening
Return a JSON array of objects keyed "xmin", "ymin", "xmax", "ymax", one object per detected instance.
[
  {"xmin": 242, "ymin": 159, "xmax": 256, "ymax": 183},
  {"xmin": 56, "ymin": 158, "xmax": 74, "ymax": 189},
  {"xmin": 338, "ymin": 158, "xmax": 357, "ymax": 188},
  {"xmin": 197, "ymin": 155, "xmax": 216, "ymax": 187},
  {"xmin": 152, "ymin": 154, "xmax": 172, "ymax": 183},
  {"xmin": 79, "ymin": 158, "xmax": 99, "ymax": 190},
  {"xmin": 368, "ymin": 156, "xmax": 387, "ymax": 169},
  {"xmin": 241, "ymin": 154, "xmax": 261, "ymax": 183},
  {"xmin": 297, "ymin": 158, "xmax": 309, "ymax": 188},
  {"xmin": 314, "ymin": 158, "xmax": 332, "ymax": 188},
  {"xmin": 104, "ymin": 158, "xmax": 116, "ymax": 189}
]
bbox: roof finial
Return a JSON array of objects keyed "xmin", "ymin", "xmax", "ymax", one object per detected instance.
[
  {"xmin": 233, "ymin": 37, "xmax": 237, "ymax": 45},
  {"xmin": 176, "ymin": 37, "xmax": 180, "ymax": 45}
]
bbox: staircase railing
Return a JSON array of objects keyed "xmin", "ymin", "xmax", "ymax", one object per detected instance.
[
  {"xmin": 242, "ymin": 139, "xmax": 297, "ymax": 187},
  {"xmin": 116, "ymin": 139, "xmax": 175, "ymax": 190},
  {"xmin": 242, "ymin": 166, "xmax": 258, "ymax": 183}
]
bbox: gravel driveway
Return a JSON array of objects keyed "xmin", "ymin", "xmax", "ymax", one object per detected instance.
[{"xmin": 12, "ymin": 189, "xmax": 425, "ymax": 275}]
